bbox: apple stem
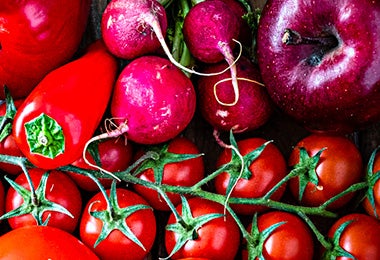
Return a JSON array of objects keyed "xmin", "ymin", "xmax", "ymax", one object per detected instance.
[{"xmin": 282, "ymin": 28, "xmax": 338, "ymax": 48}]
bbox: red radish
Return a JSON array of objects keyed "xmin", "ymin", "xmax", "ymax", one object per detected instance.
[
  {"xmin": 183, "ymin": 0, "xmax": 241, "ymax": 105},
  {"xmin": 197, "ymin": 56, "xmax": 273, "ymax": 133},
  {"xmin": 110, "ymin": 55, "xmax": 196, "ymax": 145},
  {"xmin": 101, "ymin": 0, "xmax": 168, "ymax": 60},
  {"xmin": 100, "ymin": 0, "xmax": 237, "ymax": 85}
]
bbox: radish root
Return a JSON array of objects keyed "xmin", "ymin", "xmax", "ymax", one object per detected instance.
[
  {"xmin": 213, "ymin": 77, "xmax": 265, "ymax": 106},
  {"xmin": 82, "ymin": 119, "xmax": 129, "ymax": 181}
]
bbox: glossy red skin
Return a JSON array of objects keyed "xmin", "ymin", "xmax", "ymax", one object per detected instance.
[
  {"xmin": 111, "ymin": 55, "xmax": 196, "ymax": 145},
  {"xmin": 183, "ymin": 0, "xmax": 240, "ymax": 63},
  {"xmin": 214, "ymin": 138, "xmax": 288, "ymax": 215},
  {"xmin": 242, "ymin": 211, "xmax": 314, "ymax": 260},
  {"xmin": 5, "ymin": 168, "xmax": 82, "ymax": 233},
  {"xmin": 327, "ymin": 213, "xmax": 380, "ymax": 260},
  {"xmin": 0, "ymin": 0, "xmax": 91, "ymax": 99},
  {"xmin": 0, "ymin": 225, "xmax": 99, "ymax": 259},
  {"xmin": 256, "ymin": 0, "xmax": 380, "ymax": 133},
  {"xmin": 101, "ymin": 0, "xmax": 168, "ymax": 60},
  {"xmin": 363, "ymin": 151, "xmax": 380, "ymax": 218},
  {"xmin": 165, "ymin": 197, "xmax": 240, "ymax": 260},
  {"xmin": 133, "ymin": 137, "xmax": 205, "ymax": 211},
  {"xmin": 197, "ymin": 57, "xmax": 273, "ymax": 133},
  {"xmin": 0, "ymin": 99, "xmax": 24, "ymax": 175},
  {"xmin": 80, "ymin": 188, "xmax": 156, "ymax": 260},
  {"xmin": 13, "ymin": 40, "xmax": 118, "ymax": 169},
  {"xmin": 288, "ymin": 134, "xmax": 363, "ymax": 209},
  {"xmin": 67, "ymin": 137, "xmax": 134, "ymax": 192}
]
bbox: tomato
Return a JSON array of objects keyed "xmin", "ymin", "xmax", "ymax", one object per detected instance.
[
  {"xmin": 133, "ymin": 137, "xmax": 205, "ymax": 210},
  {"xmin": 242, "ymin": 211, "xmax": 314, "ymax": 260},
  {"xmin": 363, "ymin": 149, "xmax": 380, "ymax": 218},
  {"xmin": 325, "ymin": 213, "xmax": 380, "ymax": 259},
  {"xmin": 79, "ymin": 187, "xmax": 156, "ymax": 260},
  {"xmin": 0, "ymin": 99, "xmax": 24, "ymax": 175},
  {"xmin": 67, "ymin": 136, "xmax": 134, "ymax": 192},
  {"xmin": 0, "ymin": 0, "xmax": 91, "ymax": 99},
  {"xmin": 4, "ymin": 168, "xmax": 82, "ymax": 233},
  {"xmin": 0, "ymin": 225, "xmax": 99, "ymax": 259},
  {"xmin": 0, "ymin": 179, "xmax": 4, "ymax": 220},
  {"xmin": 288, "ymin": 134, "xmax": 363, "ymax": 209},
  {"xmin": 13, "ymin": 40, "xmax": 118, "ymax": 169},
  {"xmin": 165, "ymin": 197, "xmax": 240, "ymax": 260},
  {"xmin": 214, "ymin": 137, "xmax": 288, "ymax": 215}
]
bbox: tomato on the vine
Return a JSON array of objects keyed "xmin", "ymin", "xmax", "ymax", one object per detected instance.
[
  {"xmin": 4, "ymin": 168, "xmax": 82, "ymax": 233},
  {"xmin": 363, "ymin": 148, "xmax": 380, "ymax": 218},
  {"xmin": 214, "ymin": 137, "xmax": 288, "ymax": 215},
  {"xmin": 288, "ymin": 134, "xmax": 363, "ymax": 209},
  {"xmin": 133, "ymin": 136, "xmax": 205, "ymax": 211},
  {"xmin": 0, "ymin": 98, "xmax": 24, "ymax": 175},
  {"xmin": 242, "ymin": 211, "xmax": 314, "ymax": 260},
  {"xmin": 0, "ymin": 225, "xmax": 99, "ymax": 259},
  {"xmin": 79, "ymin": 186, "xmax": 156, "ymax": 260},
  {"xmin": 165, "ymin": 197, "xmax": 240, "ymax": 260},
  {"xmin": 67, "ymin": 136, "xmax": 133, "ymax": 192},
  {"xmin": 324, "ymin": 213, "xmax": 380, "ymax": 259}
]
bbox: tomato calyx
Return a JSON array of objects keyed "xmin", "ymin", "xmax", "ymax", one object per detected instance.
[
  {"xmin": 244, "ymin": 214, "xmax": 286, "ymax": 260},
  {"xmin": 0, "ymin": 171, "xmax": 73, "ymax": 225},
  {"xmin": 291, "ymin": 147, "xmax": 326, "ymax": 201},
  {"xmin": 24, "ymin": 113, "xmax": 65, "ymax": 159},
  {"xmin": 89, "ymin": 181, "xmax": 153, "ymax": 249},
  {"xmin": 363, "ymin": 147, "xmax": 380, "ymax": 218},
  {"xmin": 0, "ymin": 85, "xmax": 17, "ymax": 142},
  {"xmin": 133, "ymin": 142, "xmax": 203, "ymax": 185},
  {"xmin": 164, "ymin": 196, "xmax": 224, "ymax": 259},
  {"xmin": 322, "ymin": 220, "xmax": 357, "ymax": 260}
]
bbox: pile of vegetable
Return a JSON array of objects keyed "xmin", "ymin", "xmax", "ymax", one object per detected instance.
[{"xmin": 0, "ymin": 0, "xmax": 380, "ymax": 259}]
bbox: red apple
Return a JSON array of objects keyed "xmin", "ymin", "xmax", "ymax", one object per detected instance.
[
  {"xmin": 256, "ymin": 0, "xmax": 380, "ymax": 134},
  {"xmin": 0, "ymin": 0, "xmax": 91, "ymax": 99}
]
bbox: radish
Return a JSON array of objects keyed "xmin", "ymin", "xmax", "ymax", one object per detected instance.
[
  {"xmin": 196, "ymin": 56, "xmax": 273, "ymax": 133},
  {"xmin": 101, "ymin": 0, "xmax": 240, "ymax": 91},
  {"xmin": 109, "ymin": 55, "xmax": 196, "ymax": 145},
  {"xmin": 101, "ymin": 0, "xmax": 168, "ymax": 60},
  {"xmin": 183, "ymin": 0, "xmax": 241, "ymax": 105}
]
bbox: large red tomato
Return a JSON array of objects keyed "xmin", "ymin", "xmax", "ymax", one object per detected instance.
[
  {"xmin": 214, "ymin": 137, "xmax": 288, "ymax": 215},
  {"xmin": 0, "ymin": 225, "xmax": 99, "ymax": 259},
  {"xmin": 288, "ymin": 134, "xmax": 363, "ymax": 209},
  {"xmin": 0, "ymin": 0, "xmax": 91, "ymax": 99}
]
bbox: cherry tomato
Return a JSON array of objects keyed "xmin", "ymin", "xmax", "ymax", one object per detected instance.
[
  {"xmin": 288, "ymin": 134, "xmax": 363, "ymax": 209},
  {"xmin": 0, "ymin": 225, "xmax": 99, "ymax": 259},
  {"xmin": 325, "ymin": 213, "xmax": 380, "ymax": 259},
  {"xmin": 214, "ymin": 137, "xmax": 288, "ymax": 215},
  {"xmin": 133, "ymin": 137, "xmax": 205, "ymax": 210},
  {"xmin": 363, "ymin": 149, "xmax": 380, "ymax": 218},
  {"xmin": 13, "ymin": 40, "xmax": 118, "ymax": 169},
  {"xmin": 79, "ymin": 187, "xmax": 156, "ymax": 260},
  {"xmin": 165, "ymin": 197, "xmax": 240, "ymax": 260},
  {"xmin": 242, "ymin": 211, "xmax": 314, "ymax": 260},
  {"xmin": 0, "ymin": 99, "xmax": 24, "ymax": 175},
  {"xmin": 67, "ymin": 136, "xmax": 133, "ymax": 192},
  {"xmin": 5, "ymin": 168, "xmax": 82, "ymax": 233}
]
